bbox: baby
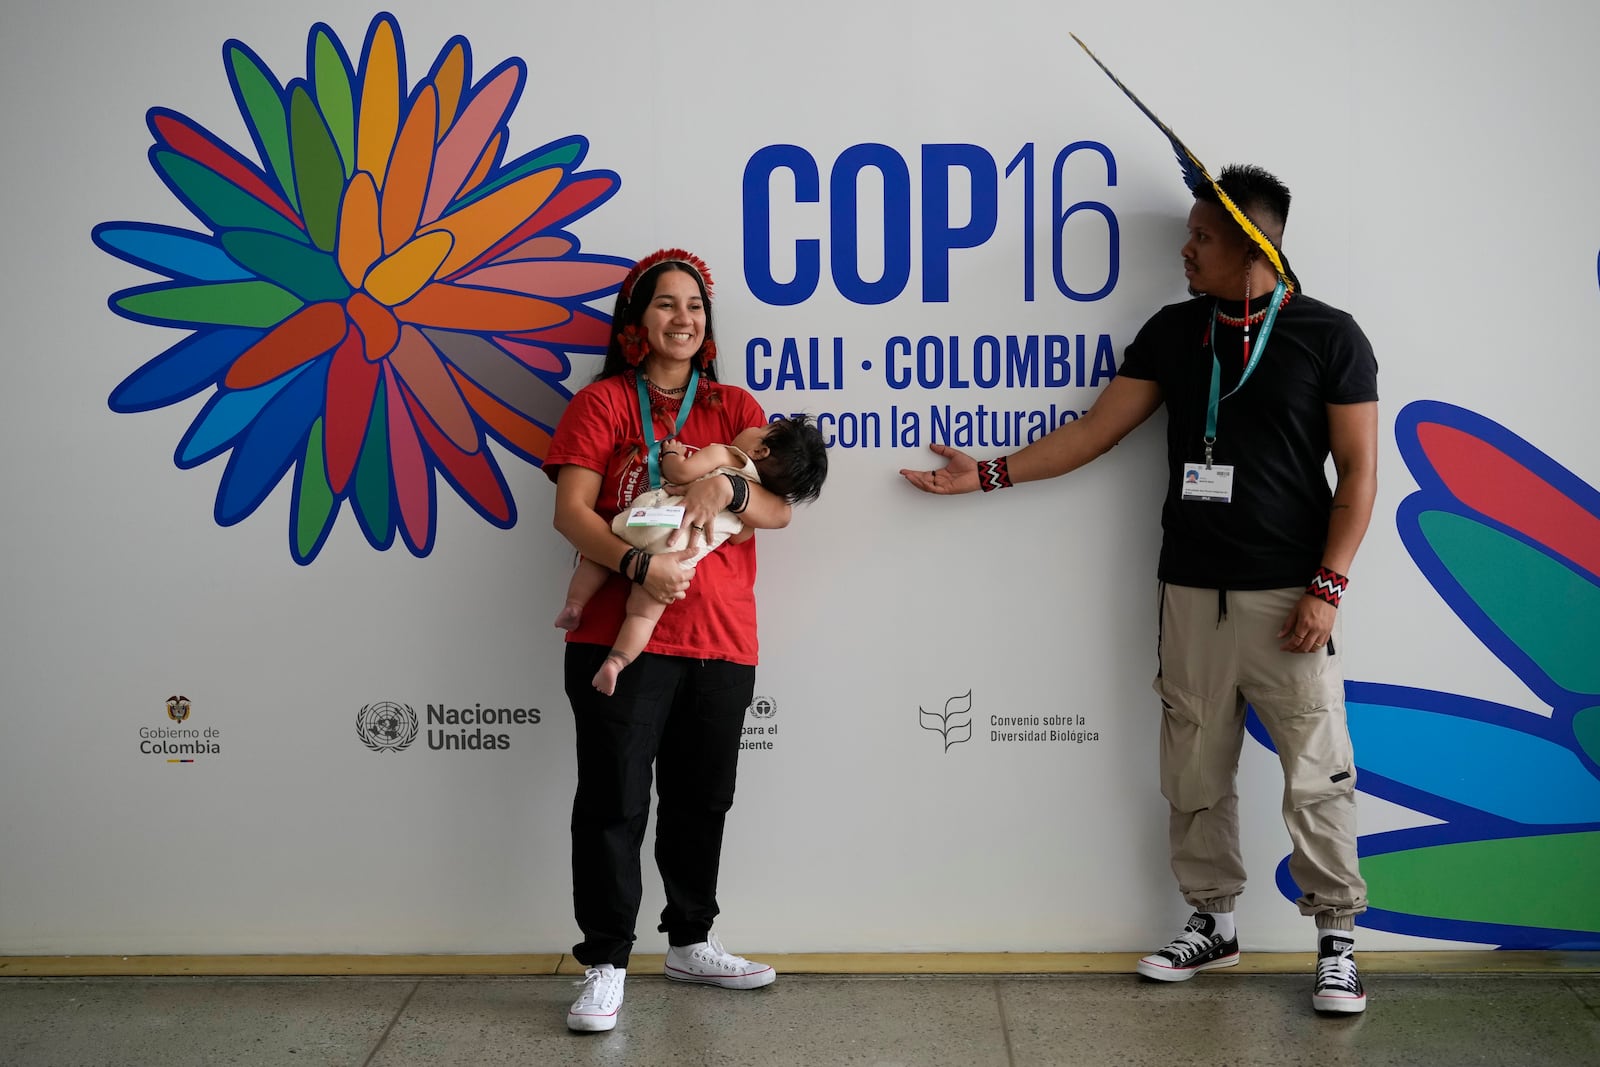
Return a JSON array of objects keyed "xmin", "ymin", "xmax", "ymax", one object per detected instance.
[{"xmin": 558, "ymin": 414, "xmax": 828, "ymax": 694}]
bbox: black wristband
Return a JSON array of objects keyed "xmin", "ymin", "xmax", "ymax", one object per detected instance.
[{"xmin": 723, "ymin": 471, "xmax": 750, "ymax": 514}]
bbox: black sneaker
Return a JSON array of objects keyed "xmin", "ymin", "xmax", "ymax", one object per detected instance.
[
  {"xmin": 1312, "ymin": 935, "xmax": 1366, "ymax": 1013},
  {"xmin": 1136, "ymin": 911, "xmax": 1241, "ymax": 982}
]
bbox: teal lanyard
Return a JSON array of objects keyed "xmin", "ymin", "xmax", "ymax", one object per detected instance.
[
  {"xmin": 1203, "ymin": 279, "xmax": 1286, "ymax": 467},
  {"xmin": 635, "ymin": 367, "xmax": 699, "ymax": 489}
]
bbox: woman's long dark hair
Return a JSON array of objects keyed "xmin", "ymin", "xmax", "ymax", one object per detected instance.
[{"xmin": 594, "ymin": 262, "xmax": 720, "ymax": 383}]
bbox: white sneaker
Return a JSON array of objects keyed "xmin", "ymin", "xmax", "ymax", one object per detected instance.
[
  {"xmin": 664, "ymin": 933, "xmax": 776, "ymax": 989},
  {"xmin": 566, "ymin": 964, "xmax": 625, "ymax": 1032}
]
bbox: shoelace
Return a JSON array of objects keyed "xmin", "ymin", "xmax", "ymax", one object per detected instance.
[
  {"xmin": 1316, "ymin": 951, "xmax": 1360, "ymax": 991},
  {"xmin": 693, "ymin": 934, "xmax": 754, "ymax": 970},
  {"xmin": 573, "ymin": 967, "xmax": 622, "ymax": 1009},
  {"xmin": 1160, "ymin": 929, "xmax": 1218, "ymax": 962}
]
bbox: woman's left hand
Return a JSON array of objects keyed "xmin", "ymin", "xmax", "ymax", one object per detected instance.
[
  {"xmin": 665, "ymin": 475, "xmax": 733, "ymax": 552},
  {"xmin": 1277, "ymin": 595, "xmax": 1336, "ymax": 653}
]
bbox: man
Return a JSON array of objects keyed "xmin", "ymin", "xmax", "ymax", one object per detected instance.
[{"xmin": 901, "ymin": 164, "xmax": 1378, "ymax": 1014}]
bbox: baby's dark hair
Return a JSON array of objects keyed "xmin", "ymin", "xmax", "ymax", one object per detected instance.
[{"xmin": 752, "ymin": 414, "xmax": 828, "ymax": 505}]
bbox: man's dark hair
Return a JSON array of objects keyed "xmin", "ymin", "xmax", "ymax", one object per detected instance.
[
  {"xmin": 1197, "ymin": 164, "xmax": 1292, "ymax": 245},
  {"xmin": 753, "ymin": 414, "xmax": 828, "ymax": 505}
]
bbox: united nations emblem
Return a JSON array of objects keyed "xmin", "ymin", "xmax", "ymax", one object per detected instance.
[
  {"xmin": 357, "ymin": 702, "xmax": 419, "ymax": 753},
  {"xmin": 166, "ymin": 695, "xmax": 191, "ymax": 723}
]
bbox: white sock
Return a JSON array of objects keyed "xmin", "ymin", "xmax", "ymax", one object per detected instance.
[
  {"xmin": 1318, "ymin": 927, "xmax": 1353, "ymax": 950},
  {"xmin": 1207, "ymin": 911, "xmax": 1236, "ymax": 940}
]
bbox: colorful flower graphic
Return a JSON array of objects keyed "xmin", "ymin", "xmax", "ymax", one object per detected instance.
[
  {"xmin": 1250, "ymin": 401, "xmax": 1600, "ymax": 948},
  {"xmin": 93, "ymin": 14, "xmax": 627, "ymax": 563}
]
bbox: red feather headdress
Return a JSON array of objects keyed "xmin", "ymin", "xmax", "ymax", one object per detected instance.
[{"xmin": 620, "ymin": 248, "xmax": 715, "ymax": 304}]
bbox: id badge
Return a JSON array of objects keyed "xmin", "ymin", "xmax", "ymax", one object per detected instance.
[
  {"xmin": 1181, "ymin": 462, "xmax": 1234, "ymax": 503},
  {"xmin": 624, "ymin": 504, "xmax": 685, "ymax": 527}
]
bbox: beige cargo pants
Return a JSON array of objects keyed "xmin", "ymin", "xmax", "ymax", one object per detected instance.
[{"xmin": 1155, "ymin": 583, "xmax": 1368, "ymax": 930}]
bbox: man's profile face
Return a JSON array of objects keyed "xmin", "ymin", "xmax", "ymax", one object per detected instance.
[{"xmin": 1181, "ymin": 199, "xmax": 1252, "ymax": 298}]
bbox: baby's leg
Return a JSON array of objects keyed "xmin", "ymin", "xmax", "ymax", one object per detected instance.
[
  {"xmin": 557, "ymin": 557, "xmax": 612, "ymax": 631},
  {"xmin": 593, "ymin": 589, "xmax": 670, "ymax": 695}
]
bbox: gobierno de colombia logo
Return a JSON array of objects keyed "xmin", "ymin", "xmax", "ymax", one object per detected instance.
[{"xmin": 93, "ymin": 13, "xmax": 628, "ymax": 564}]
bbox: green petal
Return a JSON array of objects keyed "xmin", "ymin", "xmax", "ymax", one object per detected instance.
[
  {"xmin": 1574, "ymin": 707, "xmax": 1600, "ymax": 768},
  {"xmin": 295, "ymin": 418, "xmax": 338, "ymax": 562},
  {"xmin": 155, "ymin": 152, "xmax": 309, "ymax": 244},
  {"xmin": 353, "ymin": 385, "xmax": 392, "ymax": 541},
  {"xmin": 289, "ymin": 86, "xmax": 344, "ymax": 252},
  {"xmin": 220, "ymin": 230, "xmax": 350, "ymax": 303},
  {"xmin": 1421, "ymin": 512, "xmax": 1600, "ymax": 694},
  {"xmin": 1366, "ymin": 832, "xmax": 1600, "ymax": 934},
  {"xmin": 311, "ymin": 29, "xmax": 356, "ymax": 179},
  {"xmin": 116, "ymin": 280, "xmax": 304, "ymax": 328},
  {"xmin": 227, "ymin": 44, "xmax": 298, "ymax": 212}
]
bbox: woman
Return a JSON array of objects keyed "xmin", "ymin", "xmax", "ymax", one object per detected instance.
[{"xmin": 546, "ymin": 249, "xmax": 789, "ymax": 1033}]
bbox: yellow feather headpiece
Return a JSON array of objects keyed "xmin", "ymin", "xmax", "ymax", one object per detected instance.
[{"xmin": 1070, "ymin": 33, "xmax": 1297, "ymax": 294}]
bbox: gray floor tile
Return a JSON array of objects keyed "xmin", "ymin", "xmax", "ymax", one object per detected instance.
[
  {"xmin": 0, "ymin": 977, "xmax": 411, "ymax": 1067},
  {"xmin": 1000, "ymin": 973, "xmax": 1600, "ymax": 1067},
  {"xmin": 1569, "ymin": 977, "xmax": 1600, "ymax": 1009},
  {"xmin": 367, "ymin": 975, "xmax": 1010, "ymax": 1067},
  {"xmin": 4, "ymin": 972, "xmax": 1598, "ymax": 1067}
]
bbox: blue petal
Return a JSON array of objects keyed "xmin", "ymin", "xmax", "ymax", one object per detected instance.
[
  {"xmin": 110, "ymin": 328, "xmax": 264, "ymax": 412},
  {"xmin": 1349, "ymin": 700, "xmax": 1600, "ymax": 824},
  {"xmin": 216, "ymin": 358, "xmax": 331, "ymax": 525},
  {"xmin": 92, "ymin": 223, "xmax": 253, "ymax": 281},
  {"xmin": 176, "ymin": 364, "xmax": 309, "ymax": 467}
]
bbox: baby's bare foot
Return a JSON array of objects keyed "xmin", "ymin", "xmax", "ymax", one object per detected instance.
[{"xmin": 591, "ymin": 650, "xmax": 633, "ymax": 696}]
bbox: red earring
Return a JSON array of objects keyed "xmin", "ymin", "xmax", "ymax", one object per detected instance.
[
  {"xmin": 619, "ymin": 324, "xmax": 650, "ymax": 366},
  {"xmin": 697, "ymin": 338, "xmax": 718, "ymax": 369}
]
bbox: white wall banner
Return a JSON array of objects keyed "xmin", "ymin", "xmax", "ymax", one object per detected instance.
[{"xmin": 2, "ymin": 1, "xmax": 1597, "ymax": 955}]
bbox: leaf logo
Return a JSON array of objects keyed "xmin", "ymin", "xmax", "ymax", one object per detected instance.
[{"xmin": 919, "ymin": 690, "xmax": 973, "ymax": 752}]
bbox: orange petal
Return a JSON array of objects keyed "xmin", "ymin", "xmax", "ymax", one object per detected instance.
[
  {"xmin": 421, "ymin": 166, "xmax": 561, "ymax": 276},
  {"xmin": 347, "ymin": 291, "xmax": 401, "ymax": 361},
  {"xmin": 396, "ymin": 283, "xmax": 568, "ymax": 333},
  {"xmin": 364, "ymin": 231, "xmax": 454, "ymax": 306},
  {"xmin": 355, "ymin": 18, "xmax": 401, "ymax": 188},
  {"xmin": 433, "ymin": 41, "xmax": 466, "ymax": 138},
  {"xmin": 380, "ymin": 85, "xmax": 437, "ymax": 254},
  {"xmin": 225, "ymin": 303, "xmax": 349, "ymax": 389},
  {"xmin": 337, "ymin": 171, "xmax": 382, "ymax": 287}
]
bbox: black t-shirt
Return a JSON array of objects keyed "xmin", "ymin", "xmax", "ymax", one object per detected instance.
[{"xmin": 1119, "ymin": 291, "xmax": 1379, "ymax": 589}]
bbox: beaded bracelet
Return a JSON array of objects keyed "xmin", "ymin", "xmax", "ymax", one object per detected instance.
[
  {"xmin": 1307, "ymin": 566, "xmax": 1349, "ymax": 607},
  {"xmin": 723, "ymin": 471, "xmax": 750, "ymax": 514},
  {"xmin": 978, "ymin": 455, "xmax": 1013, "ymax": 492}
]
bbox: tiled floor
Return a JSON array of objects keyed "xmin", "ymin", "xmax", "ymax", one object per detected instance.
[{"xmin": 4, "ymin": 971, "xmax": 1598, "ymax": 1066}]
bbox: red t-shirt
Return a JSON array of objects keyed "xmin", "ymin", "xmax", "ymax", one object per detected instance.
[{"xmin": 545, "ymin": 373, "xmax": 767, "ymax": 665}]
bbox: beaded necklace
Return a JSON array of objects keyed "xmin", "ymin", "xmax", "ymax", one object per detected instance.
[
  {"xmin": 1215, "ymin": 287, "xmax": 1291, "ymax": 328},
  {"xmin": 643, "ymin": 375, "xmax": 689, "ymax": 398}
]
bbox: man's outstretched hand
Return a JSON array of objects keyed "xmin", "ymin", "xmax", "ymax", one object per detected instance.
[{"xmin": 900, "ymin": 443, "xmax": 981, "ymax": 495}]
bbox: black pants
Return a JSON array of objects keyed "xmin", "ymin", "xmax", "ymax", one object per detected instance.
[{"xmin": 565, "ymin": 642, "xmax": 754, "ymax": 968}]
